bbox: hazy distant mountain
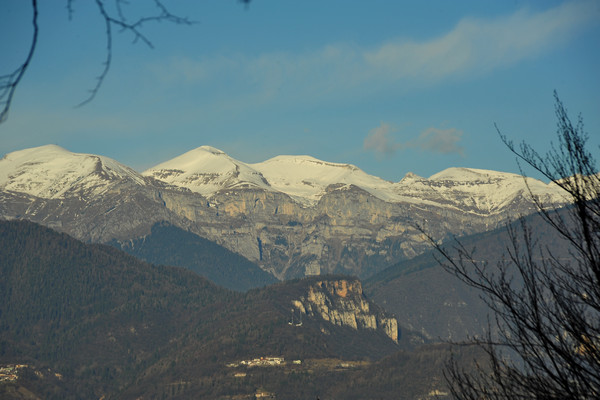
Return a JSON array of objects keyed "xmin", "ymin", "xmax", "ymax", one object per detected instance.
[
  {"xmin": 0, "ymin": 145, "xmax": 569, "ymax": 280},
  {"xmin": 364, "ymin": 207, "xmax": 575, "ymax": 341},
  {"xmin": 109, "ymin": 222, "xmax": 278, "ymax": 291}
]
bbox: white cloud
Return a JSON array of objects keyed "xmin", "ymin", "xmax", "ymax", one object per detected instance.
[
  {"xmin": 364, "ymin": 0, "xmax": 598, "ymax": 80},
  {"xmin": 154, "ymin": 0, "xmax": 598, "ymax": 98}
]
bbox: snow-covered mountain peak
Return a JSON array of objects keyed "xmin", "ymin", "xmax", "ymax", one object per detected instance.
[
  {"xmin": 258, "ymin": 154, "xmax": 359, "ymax": 170},
  {"xmin": 429, "ymin": 167, "xmax": 521, "ymax": 183},
  {"xmin": 196, "ymin": 145, "xmax": 226, "ymax": 155},
  {"xmin": 416, "ymin": 167, "xmax": 568, "ymax": 213},
  {"xmin": 251, "ymin": 154, "xmax": 396, "ymax": 205},
  {"xmin": 143, "ymin": 148, "xmax": 400, "ymax": 205},
  {"xmin": 0, "ymin": 145, "xmax": 145, "ymax": 199},
  {"xmin": 398, "ymin": 172, "xmax": 425, "ymax": 182},
  {"xmin": 143, "ymin": 146, "xmax": 272, "ymax": 196},
  {"xmin": 1, "ymin": 144, "xmax": 71, "ymax": 163},
  {"xmin": 142, "ymin": 147, "xmax": 570, "ymax": 210}
]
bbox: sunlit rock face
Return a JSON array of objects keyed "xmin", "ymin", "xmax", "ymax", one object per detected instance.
[
  {"xmin": 292, "ymin": 279, "xmax": 399, "ymax": 342},
  {"xmin": 153, "ymin": 179, "xmax": 563, "ymax": 280},
  {"xmin": 0, "ymin": 145, "xmax": 569, "ymax": 280}
]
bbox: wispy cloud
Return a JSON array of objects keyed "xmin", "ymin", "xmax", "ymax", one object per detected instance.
[
  {"xmin": 364, "ymin": 124, "xmax": 465, "ymax": 158},
  {"xmin": 364, "ymin": 0, "xmax": 598, "ymax": 81},
  {"xmin": 406, "ymin": 127, "xmax": 465, "ymax": 157},
  {"xmin": 153, "ymin": 0, "xmax": 599, "ymax": 101},
  {"xmin": 363, "ymin": 122, "xmax": 401, "ymax": 158}
]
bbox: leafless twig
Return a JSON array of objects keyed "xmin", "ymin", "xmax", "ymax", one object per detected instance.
[{"xmin": 0, "ymin": 0, "xmax": 38, "ymax": 123}]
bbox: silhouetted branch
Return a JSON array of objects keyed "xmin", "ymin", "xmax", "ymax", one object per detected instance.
[
  {"xmin": 0, "ymin": 0, "xmax": 38, "ymax": 123},
  {"xmin": 2, "ymin": 0, "xmax": 252, "ymax": 122},
  {"xmin": 431, "ymin": 94, "xmax": 600, "ymax": 399},
  {"xmin": 77, "ymin": 0, "xmax": 194, "ymax": 107}
]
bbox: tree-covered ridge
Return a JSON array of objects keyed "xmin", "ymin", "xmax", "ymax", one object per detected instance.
[{"xmin": 0, "ymin": 219, "xmax": 235, "ymax": 398}]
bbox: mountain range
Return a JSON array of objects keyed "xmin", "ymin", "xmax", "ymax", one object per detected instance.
[
  {"xmin": 0, "ymin": 144, "xmax": 569, "ymax": 281},
  {"xmin": 0, "ymin": 144, "xmax": 575, "ymax": 398}
]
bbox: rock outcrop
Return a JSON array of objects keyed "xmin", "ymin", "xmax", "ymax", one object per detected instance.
[{"xmin": 292, "ymin": 279, "xmax": 399, "ymax": 342}]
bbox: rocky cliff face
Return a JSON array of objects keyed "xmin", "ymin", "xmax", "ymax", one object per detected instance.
[
  {"xmin": 154, "ymin": 182, "xmax": 552, "ymax": 280},
  {"xmin": 291, "ymin": 279, "xmax": 399, "ymax": 342}
]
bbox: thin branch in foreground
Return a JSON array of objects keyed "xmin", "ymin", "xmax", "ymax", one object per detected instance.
[
  {"xmin": 432, "ymin": 95, "xmax": 600, "ymax": 399},
  {"xmin": 0, "ymin": 0, "xmax": 38, "ymax": 124},
  {"xmin": 76, "ymin": 0, "xmax": 194, "ymax": 107}
]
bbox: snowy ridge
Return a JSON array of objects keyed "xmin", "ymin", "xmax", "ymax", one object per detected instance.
[
  {"xmin": 0, "ymin": 145, "xmax": 146, "ymax": 199},
  {"xmin": 251, "ymin": 155, "xmax": 398, "ymax": 205},
  {"xmin": 421, "ymin": 167, "xmax": 569, "ymax": 212},
  {"xmin": 144, "ymin": 146, "xmax": 568, "ymax": 212},
  {"xmin": 0, "ymin": 145, "xmax": 569, "ymax": 213},
  {"xmin": 143, "ymin": 146, "xmax": 272, "ymax": 197},
  {"xmin": 144, "ymin": 147, "xmax": 403, "ymax": 205}
]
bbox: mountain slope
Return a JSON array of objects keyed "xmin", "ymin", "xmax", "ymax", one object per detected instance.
[
  {"xmin": 109, "ymin": 222, "xmax": 278, "ymax": 291},
  {"xmin": 0, "ymin": 145, "xmax": 199, "ymax": 243},
  {"xmin": 364, "ymin": 206, "xmax": 576, "ymax": 341},
  {"xmin": 0, "ymin": 219, "xmax": 232, "ymax": 398}
]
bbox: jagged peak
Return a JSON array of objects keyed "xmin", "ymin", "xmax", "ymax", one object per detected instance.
[{"xmin": 399, "ymin": 172, "xmax": 424, "ymax": 182}]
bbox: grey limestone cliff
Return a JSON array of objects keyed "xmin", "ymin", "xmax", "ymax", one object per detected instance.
[{"xmin": 291, "ymin": 279, "xmax": 399, "ymax": 342}]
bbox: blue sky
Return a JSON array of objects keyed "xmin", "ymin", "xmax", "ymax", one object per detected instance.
[{"xmin": 1, "ymin": 0, "xmax": 599, "ymax": 181}]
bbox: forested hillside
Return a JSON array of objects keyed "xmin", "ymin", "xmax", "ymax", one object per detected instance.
[
  {"xmin": 0, "ymin": 219, "xmax": 234, "ymax": 398},
  {"xmin": 0, "ymin": 219, "xmax": 482, "ymax": 399}
]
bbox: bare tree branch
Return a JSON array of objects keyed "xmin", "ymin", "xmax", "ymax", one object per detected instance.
[
  {"xmin": 1, "ymin": 0, "xmax": 251, "ymax": 122},
  {"xmin": 0, "ymin": 0, "xmax": 38, "ymax": 124},
  {"xmin": 76, "ymin": 0, "xmax": 195, "ymax": 107},
  {"xmin": 430, "ymin": 94, "xmax": 600, "ymax": 399}
]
